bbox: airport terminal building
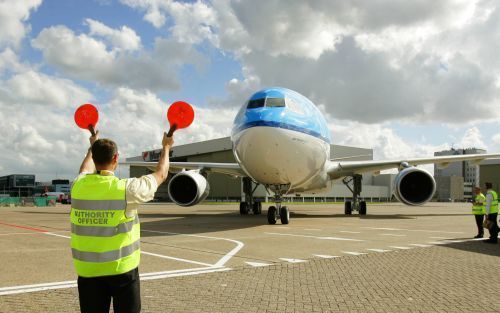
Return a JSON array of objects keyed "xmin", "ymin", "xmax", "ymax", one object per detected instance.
[{"xmin": 126, "ymin": 137, "xmax": 394, "ymax": 202}]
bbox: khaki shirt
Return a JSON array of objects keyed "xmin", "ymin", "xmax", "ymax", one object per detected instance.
[{"xmin": 74, "ymin": 170, "xmax": 158, "ymax": 217}]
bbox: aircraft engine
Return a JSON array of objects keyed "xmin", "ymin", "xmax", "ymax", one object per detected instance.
[
  {"xmin": 167, "ymin": 171, "xmax": 210, "ymax": 206},
  {"xmin": 393, "ymin": 167, "xmax": 436, "ymax": 205}
]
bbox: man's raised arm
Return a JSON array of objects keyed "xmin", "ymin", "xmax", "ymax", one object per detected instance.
[
  {"xmin": 152, "ymin": 132, "xmax": 174, "ymax": 185},
  {"xmin": 79, "ymin": 131, "xmax": 99, "ymax": 174}
]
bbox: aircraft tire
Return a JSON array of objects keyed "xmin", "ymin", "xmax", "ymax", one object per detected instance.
[
  {"xmin": 240, "ymin": 202, "xmax": 249, "ymax": 215},
  {"xmin": 280, "ymin": 206, "xmax": 290, "ymax": 224},
  {"xmin": 360, "ymin": 201, "xmax": 367, "ymax": 215},
  {"xmin": 267, "ymin": 206, "xmax": 277, "ymax": 224},
  {"xmin": 344, "ymin": 201, "xmax": 352, "ymax": 215},
  {"xmin": 253, "ymin": 202, "xmax": 262, "ymax": 215}
]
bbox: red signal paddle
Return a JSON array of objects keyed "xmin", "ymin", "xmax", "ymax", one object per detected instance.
[
  {"xmin": 74, "ymin": 103, "xmax": 99, "ymax": 136},
  {"xmin": 167, "ymin": 101, "xmax": 194, "ymax": 137}
]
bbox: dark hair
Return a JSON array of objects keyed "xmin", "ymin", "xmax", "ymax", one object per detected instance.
[
  {"xmin": 91, "ymin": 139, "xmax": 118, "ymax": 166},
  {"xmin": 485, "ymin": 182, "xmax": 493, "ymax": 189}
]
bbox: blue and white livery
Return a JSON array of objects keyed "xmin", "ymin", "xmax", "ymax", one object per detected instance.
[{"xmin": 127, "ymin": 87, "xmax": 500, "ymax": 225}]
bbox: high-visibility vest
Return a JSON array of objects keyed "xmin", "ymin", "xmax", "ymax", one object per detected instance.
[
  {"xmin": 70, "ymin": 174, "xmax": 140, "ymax": 277},
  {"xmin": 472, "ymin": 193, "xmax": 486, "ymax": 215},
  {"xmin": 486, "ymin": 190, "xmax": 499, "ymax": 214}
]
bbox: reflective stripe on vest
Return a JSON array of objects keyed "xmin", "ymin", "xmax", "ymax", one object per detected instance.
[
  {"xmin": 472, "ymin": 193, "xmax": 486, "ymax": 215},
  {"xmin": 72, "ymin": 239, "xmax": 140, "ymax": 263},
  {"xmin": 72, "ymin": 199, "xmax": 126, "ymax": 211},
  {"xmin": 70, "ymin": 174, "xmax": 139, "ymax": 277},
  {"xmin": 487, "ymin": 190, "xmax": 499, "ymax": 214},
  {"xmin": 71, "ymin": 215, "xmax": 139, "ymax": 237}
]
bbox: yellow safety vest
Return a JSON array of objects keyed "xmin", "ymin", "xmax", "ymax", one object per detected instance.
[
  {"xmin": 486, "ymin": 190, "xmax": 499, "ymax": 214},
  {"xmin": 472, "ymin": 193, "xmax": 485, "ymax": 215},
  {"xmin": 70, "ymin": 174, "xmax": 140, "ymax": 277}
]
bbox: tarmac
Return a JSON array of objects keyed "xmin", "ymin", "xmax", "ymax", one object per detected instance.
[{"xmin": 0, "ymin": 202, "xmax": 499, "ymax": 312}]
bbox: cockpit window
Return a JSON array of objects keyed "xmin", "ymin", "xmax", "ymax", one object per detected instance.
[
  {"xmin": 247, "ymin": 98, "xmax": 265, "ymax": 109},
  {"xmin": 266, "ymin": 98, "xmax": 285, "ymax": 107}
]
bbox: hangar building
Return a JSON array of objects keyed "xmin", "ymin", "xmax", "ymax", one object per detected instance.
[
  {"xmin": 479, "ymin": 159, "xmax": 500, "ymax": 192},
  {"xmin": 126, "ymin": 137, "xmax": 394, "ymax": 202}
]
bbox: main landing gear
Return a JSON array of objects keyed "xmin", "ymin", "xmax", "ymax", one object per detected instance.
[
  {"xmin": 239, "ymin": 177, "xmax": 262, "ymax": 215},
  {"xmin": 342, "ymin": 174, "xmax": 367, "ymax": 216}
]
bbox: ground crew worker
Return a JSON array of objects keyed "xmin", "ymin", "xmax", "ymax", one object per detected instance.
[
  {"xmin": 471, "ymin": 186, "xmax": 485, "ymax": 238},
  {"xmin": 483, "ymin": 182, "xmax": 498, "ymax": 244},
  {"xmin": 71, "ymin": 130, "xmax": 174, "ymax": 313}
]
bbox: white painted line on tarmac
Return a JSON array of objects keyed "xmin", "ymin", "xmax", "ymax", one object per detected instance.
[
  {"xmin": 265, "ymin": 232, "xmax": 364, "ymax": 242},
  {"xmin": 364, "ymin": 227, "xmax": 463, "ymax": 234},
  {"xmin": 313, "ymin": 254, "xmax": 339, "ymax": 259},
  {"xmin": 0, "ymin": 280, "xmax": 77, "ymax": 296},
  {"xmin": 245, "ymin": 261, "xmax": 272, "ymax": 267},
  {"xmin": 41, "ymin": 230, "xmax": 218, "ymax": 266},
  {"xmin": 141, "ymin": 251, "xmax": 214, "ymax": 267},
  {"xmin": 141, "ymin": 229, "xmax": 244, "ymax": 268},
  {"xmin": 140, "ymin": 267, "xmax": 231, "ymax": 281},
  {"xmin": 303, "ymin": 228, "xmax": 322, "ymax": 231},
  {"xmin": 430, "ymin": 236, "xmax": 450, "ymax": 239},
  {"xmin": 427, "ymin": 241, "xmax": 447, "ymax": 245},
  {"xmin": 341, "ymin": 251, "xmax": 367, "ymax": 256},
  {"xmin": 44, "ymin": 232, "xmax": 70, "ymax": 239},
  {"xmin": 279, "ymin": 258, "xmax": 307, "ymax": 263},
  {"xmin": 389, "ymin": 246, "xmax": 412, "ymax": 250},
  {"xmin": 443, "ymin": 240, "xmax": 465, "ymax": 243},
  {"xmin": 339, "ymin": 231, "xmax": 361, "ymax": 234},
  {"xmin": 407, "ymin": 230, "xmax": 464, "ymax": 234},
  {"xmin": 380, "ymin": 233, "xmax": 407, "ymax": 237},
  {"xmin": 366, "ymin": 249, "xmax": 392, "ymax": 253},
  {"xmin": 0, "ymin": 231, "xmax": 71, "ymax": 236},
  {"xmin": 0, "ymin": 266, "xmax": 233, "ymax": 296},
  {"xmin": 409, "ymin": 244, "xmax": 432, "ymax": 247}
]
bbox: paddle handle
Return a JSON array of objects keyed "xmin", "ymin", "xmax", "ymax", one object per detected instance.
[
  {"xmin": 167, "ymin": 124, "xmax": 177, "ymax": 137},
  {"xmin": 88, "ymin": 125, "xmax": 96, "ymax": 136}
]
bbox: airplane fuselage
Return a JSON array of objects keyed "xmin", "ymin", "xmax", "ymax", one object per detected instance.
[{"xmin": 231, "ymin": 87, "xmax": 332, "ymax": 194}]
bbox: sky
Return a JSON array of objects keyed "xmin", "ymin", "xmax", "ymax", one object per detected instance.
[{"xmin": 1, "ymin": 0, "xmax": 500, "ymax": 182}]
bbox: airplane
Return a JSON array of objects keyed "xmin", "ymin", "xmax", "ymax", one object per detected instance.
[{"xmin": 126, "ymin": 87, "xmax": 500, "ymax": 225}]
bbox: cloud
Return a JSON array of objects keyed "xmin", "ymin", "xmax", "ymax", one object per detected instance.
[
  {"xmin": 205, "ymin": 0, "xmax": 500, "ymax": 124},
  {"xmin": 86, "ymin": 18, "xmax": 142, "ymax": 51},
  {"xmin": 0, "ymin": 0, "xmax": 42, "ymax": 48},
  {"xmin": 32, "ymin": 24, "xmax": 206, "ymax": 91},
  {"xmin": 492, "ymin": 133, "xmax": 500, "ymax": 147},
  {"xmin": 6, "ymin": 70, "xmax": 93, "ymax": 109},
  {"xmin": 120, "ymin": 0, "xmax": 218, "ymax": 45},
  {"xmin": 0, "ymin": 54, "xmax": 94, "ymax": 181},
  {"xmin": 120, "ymin": 0, "xmax": 169, "ymax": 28}
]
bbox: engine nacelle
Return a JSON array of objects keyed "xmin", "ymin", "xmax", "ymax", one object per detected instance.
[
  {"xmin": 167, "ymin": 171, "xmax": 210, "ymax": 206},
  {"xmin": 393, "ymin": 167, "xmax": 436, "ymax": 205}
]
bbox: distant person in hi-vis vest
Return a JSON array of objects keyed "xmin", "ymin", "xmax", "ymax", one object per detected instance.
[
  {"xmin": 471, "ymin": 186, "xmax": 485, "ymax": 238},
  {"xmin": 71, "ymin": 130, "xmax": 173, "ymax": 313},
  {"xmin": 483, "ymin": 182, "xmax": 498, "ymax": 244}
]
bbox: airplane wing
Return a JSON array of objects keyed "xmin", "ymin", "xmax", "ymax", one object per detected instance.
[
  {"xmin": 327, "ymin": 153, "xmax": 500, "ymax": 179},
  {"xmin": 122, "ymin": 161, "xmax": 246, "ymax": 177}
]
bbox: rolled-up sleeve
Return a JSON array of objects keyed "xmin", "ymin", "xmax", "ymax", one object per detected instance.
[{"xmin": 126, "ymin": 174, "xmax": 158, "ymax": 204}]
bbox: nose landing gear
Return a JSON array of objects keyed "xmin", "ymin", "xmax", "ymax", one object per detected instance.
[{"xmin": 266, "ymin": 184, "xmax": 291, "ymax": 225}]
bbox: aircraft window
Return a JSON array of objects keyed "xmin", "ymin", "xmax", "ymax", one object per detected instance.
[
  {"xmin": 247, "ymin": 98, "xmax": 265, "ymax": 109},
  {"xmin": 266, "ymin": 98, "xmax": 285, "ymax": 107}
]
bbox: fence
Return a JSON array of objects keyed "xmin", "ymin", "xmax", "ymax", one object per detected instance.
[{"xmin": 0, "ymin": 197, "xmax": 58, "ymax": 207}]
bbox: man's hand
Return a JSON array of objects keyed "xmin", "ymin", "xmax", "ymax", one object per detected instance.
[
  {"xmin": 89, "ymin": 130, "xmax": 100, "ymax": 146},
  {"xmin": 162, "ymin": 132, "xmax": 174, "ymax": 149}
]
